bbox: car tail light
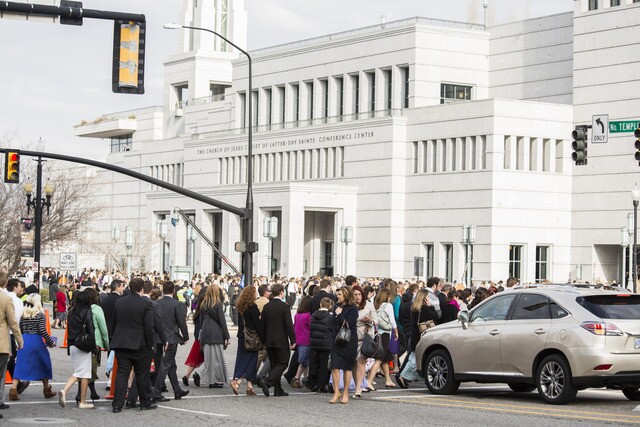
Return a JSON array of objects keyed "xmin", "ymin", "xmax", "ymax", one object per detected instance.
[
  {"xmin": 580, "ymin": 321, "xmax": 624, "ymax": 336},
  {"xmin": 593, "ymin": 364, "xmax": 613, "ymax": 371}
]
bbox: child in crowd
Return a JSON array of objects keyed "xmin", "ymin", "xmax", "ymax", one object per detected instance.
[
  {"xmin": 292, "ymin": 296, "xmax": 312, "ymax": 388},
  {"xmin": 307, "ymin": 297, "xmax": 334, "ymax": 392}
]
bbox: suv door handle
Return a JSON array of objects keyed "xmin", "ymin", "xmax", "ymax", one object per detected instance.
[
  {"xmin": 534, "ymin": 328, "xmax": 546, "ymax": 335},
  {"xmin": 489, "ymin": 329, "xmax": 500, "ymax": 336}
]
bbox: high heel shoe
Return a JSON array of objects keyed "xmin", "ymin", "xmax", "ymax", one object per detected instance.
[
  {"xmin": 74, "ymin": 395, "xmax": 80, "ymax": 406},
  {"xmin": 90, "ymin": 392, "xmax": 100, "ymax": 401}
]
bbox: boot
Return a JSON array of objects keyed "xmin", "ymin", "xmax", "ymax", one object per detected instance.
[
  {"xmin": 8, "ymin": 389, "xmax": 19, "ymax": 401},
  {"xmin": 88, "ymin": 382, "xmax": 100, "ymax": 401},
  {"xmin": 43, "ymin": 385, "xmax": 56, "ymax": 399}
]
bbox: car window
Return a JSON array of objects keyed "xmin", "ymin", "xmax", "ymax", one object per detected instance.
[
  {"xmin": 550, "ymin": 301, "xmax": 569, "ymax": 319},
  {"xmin": 576, "ymin": 294, "xmax": 640, "ymax": 319},
  {"xmin": 470, "ymin": 294, "xmax": 516, "ymax": 322},
  {"xmin": 510, "ymin": 294, "xmax": 551, "ymax": 320}
]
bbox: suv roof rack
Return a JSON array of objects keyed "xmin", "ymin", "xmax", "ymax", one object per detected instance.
[{"xmin": 510, "ymin": 283, "xmax": 629, "ymax": 293}]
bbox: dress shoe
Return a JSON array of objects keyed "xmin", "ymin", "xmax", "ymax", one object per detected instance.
[
  {"xmin": 160, "ymin": 385, "xmax": 168, "ymax": 393},
  {"xmin": 274, "ymin": 389, "xmax": 289, "ymax": 397},
  {"xmin": 302, "ymin": 378, "xmax": 317, "ymax": 392},
  {"xmin": 140, "ymin": 404, "xmax": 158, "ymax": 411},
  {"xmin": 112, "ymin": 407, "xmax": 122, "ymax": 413},
  {"xmin": 17, "ymin": 381, "xmax": 30, "ymax": 394},
  {"xmin": 0, "ymin": 403, "xmax": 9, "ymax": 410},
  {"xmin": 151, "ymin": 395, "xmax": 170, "ymax": 403},
  {"xmin": 193, "ymin": 372, "xmax": 201, "ymax": 387},
  {"xmin": 174, "ymin": 389, "xmax": 189, "ymax": 400},
  {"xmin": 125, "ymin": 401, "xmax": 138, "ymax": 409},
  {"xmin": 208, "ymin": 383, "xmax": 223, "ymax": 389},
  {"xmin": 256, "ymin": 377, "xmax": 270, "ymax": 397},
  {"xmin": 182, "ymin": 376, "xmax": 189, "ymax": 387},
  {"xmin": 9, "ymin": 389, "xmax": 19, "ymax": 401}
]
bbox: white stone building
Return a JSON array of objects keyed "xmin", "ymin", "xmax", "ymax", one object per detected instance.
[{"xmin": 70, "ymin": 0, "xmax": 640, "ymax": 285}]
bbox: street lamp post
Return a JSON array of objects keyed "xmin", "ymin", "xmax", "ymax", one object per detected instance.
[
  {"xmin": 632, "ymin": 185, "xmax": 640, "ymax": 293},
  {"xmin": 340, "ymin": 226, "xmax": 353, "ymax": 275},
  {"xmin": 125, "ymin": 225, "xmax": 134, "ymax": 279},
  {"xmin": 263, "ymin": 216, "xmax": 278, "ymax": 277},
  {"xmin": 164, "ymin": 22, "xmax": 255, "ymax": 285},
  {"xmin": 622, "ymin": 227, "xmax": 629, "ymax": 287},
  {"xmin": 156, "ymin": 219, "xmax": 168, "ymax": 272},
  {"xmin": 23, "ymin": 157, "xmax": 54, "ymax": 287}
]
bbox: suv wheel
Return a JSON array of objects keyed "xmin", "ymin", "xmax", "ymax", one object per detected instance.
[
  {"xmin": 622, "ymin": 387, "xmax": 640, "ymax": 401},
  {"xmin": 424, "ymin": 349, "xmax": 460, "ymax": 395},
  {"xmin": 536, "ymin": 354, "xmax": 577, "ymax": 404},
  {"xmin": 508, "ymin": 383, "xmax": 536, "ymax": 393}
]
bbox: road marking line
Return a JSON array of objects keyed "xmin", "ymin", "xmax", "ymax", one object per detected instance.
[
  {"xmin": 388, "ymin": 398, "xmax": 640, "ymax": 424},
  {"xmin": 157, "ymin": 405, "xmax": 227, "ymax": 417}
]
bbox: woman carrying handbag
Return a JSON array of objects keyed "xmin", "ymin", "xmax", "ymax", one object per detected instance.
[
  {"xmin": 58, "ymin": 290, "xmax": 96, "ymax": 409},
  {"xmin": 352, "ymin": 285, "xmax": 377, "ymax": 398},
  {"xmin": 397, "ymin": 289, "xmax": 439, "ymax": 388},
  {"xmin": 329, "ymin": 286, "xmax": 358, "ymax": 405}
]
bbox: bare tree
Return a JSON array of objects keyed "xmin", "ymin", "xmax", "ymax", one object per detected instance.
[{"xmin": 0, "ymin": 132, "xmax": 100, "ymax": 273}]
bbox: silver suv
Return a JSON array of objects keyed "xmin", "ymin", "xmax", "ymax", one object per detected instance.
[{"xmin": 415, "ymin": 285, "xmax": 640, "ymax": 404}]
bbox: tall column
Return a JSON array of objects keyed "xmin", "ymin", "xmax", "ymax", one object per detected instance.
[{"xmin": 280, "ymin": 200, "xmax": 305, "ymax": 277}]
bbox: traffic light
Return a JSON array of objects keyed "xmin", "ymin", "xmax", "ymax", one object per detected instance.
[
  {"xmin": 634, "ymin": 127, "xmax": 640, "ymax": 165},
  {"xmin": 4, "ymin": 151, "xmax": 20, "ymax": 183},
  {"xmin": 572, "ymin": 126, "xmax": 588, "ymax": 166},
  {"xmin": 112, "ymin": 20, "xmax": 146, "ymax": 94}
]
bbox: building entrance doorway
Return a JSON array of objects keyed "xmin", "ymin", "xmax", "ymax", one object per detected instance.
[{"xmin": 304, "ymin": 211, "xmax": 336, "ymax": 277}]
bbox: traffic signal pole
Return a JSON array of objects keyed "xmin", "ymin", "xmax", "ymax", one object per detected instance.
[{"xmin": 0, "ymin": 1, "xmax": 145, "ymax": 24}]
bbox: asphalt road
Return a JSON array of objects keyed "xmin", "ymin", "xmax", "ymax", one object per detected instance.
[{"xmin": 3, "ymin": 308, "xmax": 640, "ymax": 426}]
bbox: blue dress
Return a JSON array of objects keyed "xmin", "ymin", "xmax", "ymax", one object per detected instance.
[
  {"xmin": 14, "ymin": 314, "xmax": 54, "ymax": 380},
  {"xmin": 330, "ymin": 304, "xmax": 358, "ymax": 371}
]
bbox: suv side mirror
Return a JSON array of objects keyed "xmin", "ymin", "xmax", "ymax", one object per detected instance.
[{"xmin": 459, "ymin": 310, "xmax": 469, "ymax": 330}]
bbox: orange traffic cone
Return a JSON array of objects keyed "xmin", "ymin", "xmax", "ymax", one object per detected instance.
[
  {"xmin": 44, "ymin": 310, "xmax": 52, "ymax": 336},
  {"xmin": 60, "ymin": 323, "xmax": 68, "ymax": 349},
  {"xmin": 5, "ymin": 370, "xmax": 11, "ymax": 384},
  {"xmin": 105, "ymin": 356, "xmax": 118, "ymax": 400}
]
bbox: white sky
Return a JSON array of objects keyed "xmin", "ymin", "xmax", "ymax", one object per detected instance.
[{"xmin": 0, "ymin": 0, "xmax": 573, "ymax": 158}]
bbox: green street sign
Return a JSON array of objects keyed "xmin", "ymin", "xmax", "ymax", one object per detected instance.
[{"xmin": 610, "ymin": 120, "xmax": 640, "ymax": 133}]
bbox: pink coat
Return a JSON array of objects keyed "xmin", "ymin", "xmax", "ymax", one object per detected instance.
[{"xmin": 294, "ymin": 312, "xmax": 311, "ymax": 346}]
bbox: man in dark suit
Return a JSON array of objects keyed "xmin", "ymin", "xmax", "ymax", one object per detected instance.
[
  {"xmin": 125, "ymin": 280, "xmax": 168, "ymax": 408},
  {"xmin": 310, "ymin": 278, "xmax": 336, "ymax": 313},
  {"xmin": 152, "ymin": 281, "xmax": 189, "ymax": 401},
  {"xmin": 257, "ymin": 284, "xmax": 296, "ymax": 397},
  {"xmin": 100, "ymin": 279, "xmax": 125, "ymax": 340},
  {"xmin": 110, "ymin": 278, "xmax": 156, "ymax": 413}
]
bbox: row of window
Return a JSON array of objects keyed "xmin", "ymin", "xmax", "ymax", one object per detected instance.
[
  {"xmin": 149, "ymin": 163, "xmax": 184, "ymax": 190},
  {"xmin": 219, "ymin": 147, "xmax": 345, "ymax": 185},
  {"xmin": 415, "ymin": 243, "xmax": 550, "ymax": 283},
  {"xmin": 504, "ymin": 136, "xmax": 564, "ymax": 173},
  {"xmin": 589, "ymin": 0, "xmax": 640, "ymax": 10},
  {"xmin": 412, "ymin": 136, "xmax": 487, "ymax": 174},
  {"xmin": 237, "ymin": 66, "xmax": 411, "ymax": 129}
]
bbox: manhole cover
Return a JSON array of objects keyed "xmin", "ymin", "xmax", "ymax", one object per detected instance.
[{"xmin": 10, "ymin": 418, "xmax": 77, "ymax": 425}]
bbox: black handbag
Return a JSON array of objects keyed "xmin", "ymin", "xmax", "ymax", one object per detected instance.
[
  {"xmin": 335, "ymin": 320, "xmax": 351, "ymax": 346},
  {"xmin": 73, "ymin": 310, "xmax": 95, "ymax": 353},
  {"xmin": 361, "ymin": 329, "xmax": 384, "ymax": 359}
]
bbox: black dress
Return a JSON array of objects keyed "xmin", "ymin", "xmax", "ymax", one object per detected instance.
[
  {"xmin": 330, "ymin": 304, "xmax": 358, "ymax": 371},
  {"xmin": 233, "ymin": 304, "xmax": 264, "ymax": 382}
]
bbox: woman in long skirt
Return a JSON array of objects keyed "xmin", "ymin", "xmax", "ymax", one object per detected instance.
[
  {"xmin": 10, "ymin": 294, "xmax": 57, "ymax": 400},
  {"xmin": 198, "ymin": 284, "xmax": 230, "ymax": 388},
  {"xmin": 230, "ymin": 285, "xmax": 265, "ymax": 396}
]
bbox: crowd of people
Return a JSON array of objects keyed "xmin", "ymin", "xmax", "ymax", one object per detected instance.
[{"xmin": 0, "ymin": 267, "xmax": 523, "ymax": 417}]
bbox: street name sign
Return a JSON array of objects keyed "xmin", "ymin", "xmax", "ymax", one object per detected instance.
[
  {"xmin": 592, "ymin": 114, "xmax": 609, "ymax": 143},
  {"xmin": 610, "ymin": 120, "xmax": 640, "ymax": 133}
]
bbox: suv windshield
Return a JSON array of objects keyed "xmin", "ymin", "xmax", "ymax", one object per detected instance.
[{"xmin": 576, "ymin": 294, "xmax": 640, "ymax": 319}]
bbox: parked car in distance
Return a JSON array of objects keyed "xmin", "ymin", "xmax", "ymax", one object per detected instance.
[{"xmin": 415, "ymin": 284, "xmax": 640, "ymax": 404}]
